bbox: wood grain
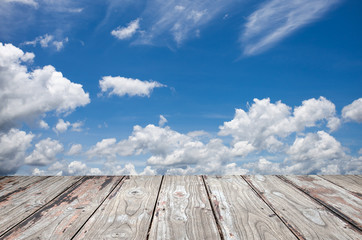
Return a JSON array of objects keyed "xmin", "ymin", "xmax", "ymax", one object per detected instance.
[
  {"xmin": 0, "ymin": 176, "xmax": 47, "ymax": 197},
  {"xmin": 1, "ymin": 176, "xmax": 121, "ymax": 240},
  {"xmin": 73, "ymin": 176, "xmax": 162, "ymax": 240},
  {"xmin": 320, "ymin": 175, "xmax": 362, "ymax": 196},
  {"xmin": 0, "ymin": 176, "xmax": 80, "ymax": 236},
  {"xmin": 280, "ymin": 175, "xmax": 362, "ymax": 231},
  {"xmin": 149, "ymin": 175, "xmax": 221, "ymax": 240},
  {"xmin": 244, "ymin": 175, "xmax": 361, "ymax": 240},
  {"xmin": 204, "ymin": 175, "xmax": 296, "ymax": 240}
]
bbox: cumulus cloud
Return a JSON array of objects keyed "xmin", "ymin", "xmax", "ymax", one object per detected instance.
[
  {"xmin": 246, "ymin": 131, "xmax": 352, "ymax": 175},
  {"xmin": 84, "ymin": 96, "xmax": 359, "ymax": 175},
  {"xmin": 39, "ymin": 120, "xmax": 49, "ymax": 129},
  {"xmin": 241, "ymin": 0, "xmax": 340, "ymax": 55},
  {"xmin": 53, "ymin": 119, "xmax": 83, "ymax": 134},
  {"xmin": 219, "ymin": 97, "xmax": 339, "ymax": 153},
  {"xmin": 342, "ymin": 98, "xmax": 362, "ymax": 122},
  {"xmin": 25, "ymin": 138, "xmax": 63, "ymax": 166},
  {"xmin": 87, "ymin": 123, "xmax": 243, "ymax": 174},
  {"xmin": 23, "ymin": 34, "xmax": 69, "ymax": 51},
  {"xmin": 0, "ymin": 43, "xmax": 90, "ymax": 131},
  {"xmin": 67, "ymin": 161, "xmax": 87, "ymax": 175},
  {"xmin": 0, "ymin": 129, "xmax": 34, "ymax": 174},
  {"xmin": 111, "ymin": 18, "xmax": 140, "ymax": 40},
  {"xmin": 99, "ymin": 76, "xmax": 165, "ymax": 98},
  {"xmin": 54, "ymin": 119, "xmax": 71, "ymax": 133},
  {"xmin": 285, "ymin": 131, "xmax": 347, "ymax": 174}
]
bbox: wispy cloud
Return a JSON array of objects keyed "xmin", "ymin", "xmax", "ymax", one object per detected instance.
[
  {"xmin": 133, "ymin": 0, "xmax": 237, "ymax": 45},
  {"xmin": 111, "ymin": 18, "xmax": 140, "ymax": 40},
  {"xmin": 241, "ymin": 0, "xmax": 340, "ymax": 56},
  {"xmin": 23, "ymin": 34, "xmax": 69, "ymax": 51},
  {"xmin": 4, "ymin": 0, "xmax": 38, "ymax": 8}
]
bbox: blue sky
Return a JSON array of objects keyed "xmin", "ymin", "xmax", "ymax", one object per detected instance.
[{"xmin": 0, "ymin": 0, "xmax": 361, "ymax": 175}]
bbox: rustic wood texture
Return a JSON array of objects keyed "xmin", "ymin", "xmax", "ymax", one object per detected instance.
[
  {"xmin": 244, "ymin": 175, "xmax": 361, "ymax": 240},
  {"xmin": 0, "ymin": 175, "xmax": 361, "ymax": 240},
  {"xmin": 0, "ymin": 176, "xmax": 81, "ymax": 236},
  {"xmin": 204, "ymin": 175, "xmax": 296, "ymax": 240},
  {"xmin": 320, "ymin": 175, "xmax": 362, "ymax": 196},
  {"xmin": 0, "ymin": 176, "xmax": 47, "ymax": 197},
  {"xmin": 281, "ymin": 175, "xmax": 362, "ymax": 231},
  {"xmin": 1, "ymin": 176, "xmax": 122, "ymax": 240},
  {"xmin": 149, "ymin": 175, "xmax": 221, "ymax": 240},
  {"xmin": 74, "ymin": 176, "xmax": 162, "ymax": 240}
]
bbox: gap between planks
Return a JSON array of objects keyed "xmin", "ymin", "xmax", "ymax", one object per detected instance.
[
  {"xmin": 240, "ymin": 176, "xmax": 304, "ymax": 240},
  {"xmin": 0, "ymin": 177, "xmax": 84, "ymax": 239},
  {"xmin": 202, "ymin": 175, "xmax": 225, "ymax": 240},
  {"xmin": 70, "ymin": 176, "xmax": 126, "ymax": 240},
  {"xmin": 277, "ymin": 175, "xmax": 362, "ymax": 233},
  {"xmin": 146, "ymin": 175, "xmax": 165, "ymax": 240}
]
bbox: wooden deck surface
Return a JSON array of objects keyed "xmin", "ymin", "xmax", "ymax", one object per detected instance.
[{"xmin": 0, "ymin": 175, "xmax": 361, "ymax": 239}]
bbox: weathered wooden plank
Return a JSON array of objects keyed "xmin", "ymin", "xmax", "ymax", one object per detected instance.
[
  {"xmin": 1, "ymin": 176, "xmax": 122, "ymax": 240},
  {"xmin": 320, "ymin": 175, "xmax": 362, "ymax": 197},
  {"xmin": 280, "ymin": 175, "xmax": 362, "ymax": 231},
  {"xmin": 0, "ymin": 176, "xmax": 47, "ymax": 196},
  {"xmin": 0, "ymin": 176, "xmax": 81, "ymax": 236},
  {"xmin": 73, "ymin": 176, "xmax": 162, "ymax": 240},
  {"xmin": 149, "ymin": 175, "xmax": 221, "ymax": 240},
  {"xmin": 204, "ymin": 175, "xmax": 296, "ymax": 240},
  {"xmin": 244, "ymin": 175, "xmax": 361, "ymax": 240}
]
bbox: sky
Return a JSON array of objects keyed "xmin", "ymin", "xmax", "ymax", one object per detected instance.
[{"xmin": 0, "ymin": 0, "xmax": 361, "ymax": 176}]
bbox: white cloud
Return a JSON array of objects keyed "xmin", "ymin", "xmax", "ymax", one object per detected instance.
[
  {"xmin": 0, "ymin": 128, "xmax": 34, "ymax": 174},
  {"xmin": 159, "ymin": 115, "xmax": 168, "ymax": 127},
  {"xmin": 134, "ymin": 0, "xmax": 236, "ymax": 45},
  {"xmin": 99, "ymin": 76, "xmax": 165, "ymax": 98},
  {"xmin": 241, "ymin": 0, "xmax": 340, "ymax": 55},
  {"xmin": 187, "ymin": 130, "xmax": 209, "ymax": 138},
  {"xmin": 52, "ymin": 37, "xmax": 69, "ymax": 51},
  {"xmin": 111, "ymin": 18, "xmax": 140, "ymax": 40},
  {"xmin": 285, "ymin": 131, "xmax": 347, "ymax": 174},
  {"xmin": 342, "ymin": 98, "xmax": 362, "ymax": 122},
  {"xmin": 4, "ymin": 0, "xmax": 38, "ymax": 7},
  {"xmin": 32, "ymin": 168, "xmax": 46, "ymax": 176},
  {"xmin": 219, "ymin": 97, "xmax": 339, "ymax": 153},
  {"xmin": 39, "ymin": 120, "xmax": 49, "ymax": 129},
  {"xmin": 246, "ymin": 131, "xmax": 354, "ymax": 175},
  {"xmin": 85, "ymin": 96, "xmax": 360, "ymax": 175},
  {"xmin": 25, "ymin": 138, "xmax": 63, "ymax": 166},
  {"xmin": 71, "ymin": 121, "xmax": 83, "ymax": 132},
  {"xmin": 0, "ymin": 43, "xmax": 90, "ymax": 131},
  {"xmin": 88, "ymin": 124, "xmax": 239, "ymax": 174},
  {"xmin": 54, "ymin": 119, "xmax": 71, "ymax": 133},
  {"xmin": 23, "ymin": 34, "xmax": 69, "ymax": 51},
  {"xmin": 67, "ymin": 161, "xmax": 87, "ymax": 175},
  {"xmin": 67, "ymin": 144, "xmax": 82, "ymax": 156},
  {"xmin": 53, "ymin": 119, "xmax": 83, "ymax": 134}
]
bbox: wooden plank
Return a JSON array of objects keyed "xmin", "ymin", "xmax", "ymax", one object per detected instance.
[
  {"xmin": 0, "ymin": 176, "xmax": 47, "ymax": 196},
  {"xmin": 0, "ymin": 176, "xmax": 81, "ymax": 236},
  {"xmin": 73, "ymin": 176, "xmax": 162, "ymax": 239},
  {"xmin": 244, "ymin": 175, "xmax": 361, "ymax": 240},
  {"xmin": 280, "ymin": 175, "xmax": 362, "ymax": 231},
  {"xmin": 149, "ymin": 176, "xmax": 221, "ymax": 240},
  {"xmin": 1, "ymin": 176, "xmax": 122, "ymax": 240},
  {"xmin": 320, "ymin": 175, "xmax": 362, "ymax": 196},
  {"xmin": 204, "ymin": 175, "xmax": 296, "ymax": 240}
]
